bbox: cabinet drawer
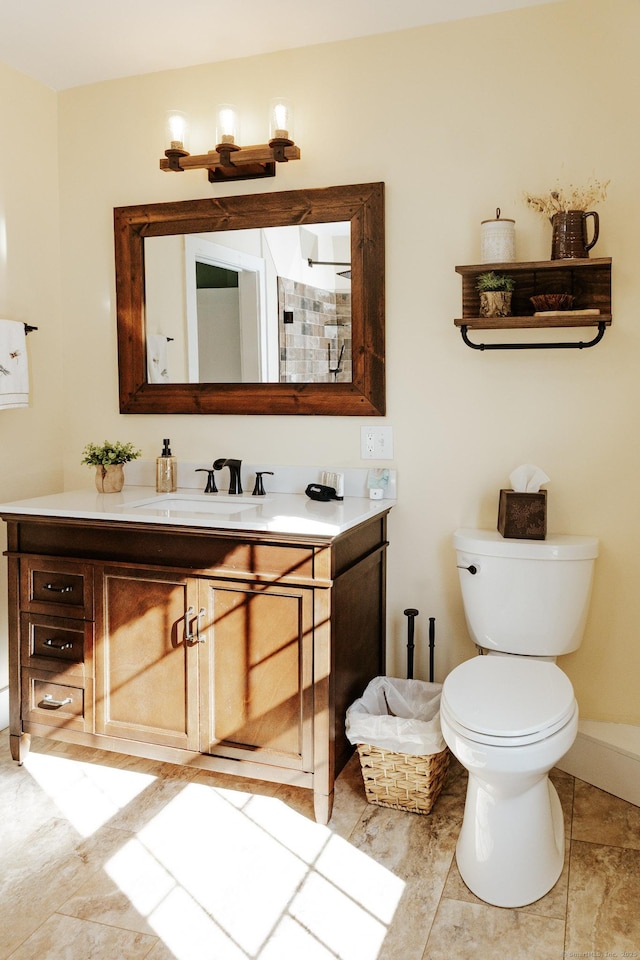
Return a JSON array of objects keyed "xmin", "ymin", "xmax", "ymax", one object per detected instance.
[
  {"xmin": 20, "ymin": 613, "xmax": 90, "ymax": 678},
  {"xmin": 21, "ymin": 559, "xmax": 93, "ymax": 619},
  {"xmin": 21, "ymin": 671, "xmax": 88, "ymax": 732}
]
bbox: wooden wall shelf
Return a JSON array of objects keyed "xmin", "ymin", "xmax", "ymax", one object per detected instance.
[{"xmin": 454, "ymin": 258, "xmax": 612, "ymax": 350}]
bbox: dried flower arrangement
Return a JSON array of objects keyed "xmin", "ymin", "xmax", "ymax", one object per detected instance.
[{"xmin": 523, "ymin": 177, "xmax": 610, "ymax": 219}]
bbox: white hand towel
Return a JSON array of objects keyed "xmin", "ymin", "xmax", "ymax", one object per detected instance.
[
  {"xmin": 0, "ymin": 320, "xmax": 29, "ymax": 409},
  {"xmin": 146, "ymin": 333, "xmax": 170, "ymax": 383}
]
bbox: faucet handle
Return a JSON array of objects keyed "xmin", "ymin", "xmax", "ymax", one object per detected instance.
[
  {"xmin": 252, "ymin": 471, "xmax": 274, "ymax": 496},
  {"xmin": 195, "ymin": 468, "xmax": 217, "ymax": 494}
]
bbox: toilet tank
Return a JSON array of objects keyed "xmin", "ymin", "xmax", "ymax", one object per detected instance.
[{"xmin": 454, "ymin": 529, "xmax": 598, "ymax": 656}]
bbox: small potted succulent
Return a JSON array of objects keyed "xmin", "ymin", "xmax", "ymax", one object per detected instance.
[
  {"xmin": 81, "ymin": 440, "xmax": 141, "ymax": 493},
  {"xmin": 476, "ymin": 271, "xmax": 515, "ymax": 318}
]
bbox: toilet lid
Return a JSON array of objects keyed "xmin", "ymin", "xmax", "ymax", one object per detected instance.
[{"xmin": 441, "ymin": 656, "xmax": 576, "ymax": 746}]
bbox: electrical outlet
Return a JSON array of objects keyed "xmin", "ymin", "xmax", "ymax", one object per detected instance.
[
  {"xmin": 363, "ymin": 429, "xmax": 375, "ymax": 458},
  {"xmin": 361, "ymin": 426, "xmax": 394, "ymax": 460}
]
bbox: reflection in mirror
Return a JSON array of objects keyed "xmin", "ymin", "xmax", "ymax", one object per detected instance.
[
  {"xmin": 114, "ymin": 182, "xmax": 384, "ymax": 415},
  {"xmin": 144, "ymin": 223, "xmax": 352, "ymax": 385}
]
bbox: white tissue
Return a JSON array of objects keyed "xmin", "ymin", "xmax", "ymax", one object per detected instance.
[{"xmin": 509, "ymin": 464, "xmax": 550, "ymax": 493}]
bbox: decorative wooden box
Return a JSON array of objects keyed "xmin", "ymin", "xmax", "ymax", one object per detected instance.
[{"xmin": 498, "ymin": 489, "xmax": 547, "ymax": 540}]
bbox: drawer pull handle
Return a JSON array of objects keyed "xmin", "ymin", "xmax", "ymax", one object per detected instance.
[
  {"xmin": 43, "ymin": 638, "xmax": 74, "ymax": 651},
  {"xmin": 42, "ymin": 583, "xmax": 74, "ymax": 594},
  {"xmin": 40, "ymin": 694, "xmax": 73, "ymax": 709}
]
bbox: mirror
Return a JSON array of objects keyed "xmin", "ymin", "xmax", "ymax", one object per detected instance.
[
  {"xmin": 144, "ymin": 222, "xmax": 353, "ymax": 385},
  {"xmin": 114, "ymin": 182, "xmax": 384, "ymax": 414}
]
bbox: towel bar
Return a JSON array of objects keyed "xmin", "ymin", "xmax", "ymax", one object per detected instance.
[{"xmin": 459, "ymin": 321, "xmax": 606, "ymax": 351}]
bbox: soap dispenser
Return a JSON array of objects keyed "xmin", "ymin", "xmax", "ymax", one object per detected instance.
[{"xmin": 156, "ymin": 439, "xmax": 177, "ymax": 493}]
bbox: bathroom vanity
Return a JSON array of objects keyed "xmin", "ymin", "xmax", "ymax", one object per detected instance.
[{"xmin": 1, "ymin": 489, "xmax": 391, "ymax": 823}]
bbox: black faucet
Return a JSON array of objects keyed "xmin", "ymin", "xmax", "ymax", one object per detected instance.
[{"xmin": 213, "ymin": 458, "xmax": 243, "ymax": 495}]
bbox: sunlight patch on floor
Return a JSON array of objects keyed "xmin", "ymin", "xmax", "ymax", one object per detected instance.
[
  {"xmin": 104, "ymin": 836, "xmax": 178, "ymax": 915},
  {"xmin": 102, "ymin": 780, "xmax": 405, "ymax": 959},
  {"xmin": 313, "ymin": 833, "xmax": 404, "ymax": 926},
  {"xmin": 23, "ymin": 751, "xmax": 156, "ymax": 837},
  {"xmin": 148, "ymin": 884, "xmax": 248, "ymax": 960}
]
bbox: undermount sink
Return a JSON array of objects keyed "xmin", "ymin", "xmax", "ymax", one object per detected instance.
[{"xmin": 124, "ymin": 493, "xmax": 269, "ymax": 517}]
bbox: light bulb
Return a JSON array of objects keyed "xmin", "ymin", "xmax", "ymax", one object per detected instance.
[
  {"xmin": 269, "ymin": 98, "xmax": 293, "ymax": 141},
  {"xmin": 216, "ymin": 104, "xmax": 238, "ymax": 145},
  {"xmin": 165, "ymin": 110, "xmax": 188, "ymax": 151}
]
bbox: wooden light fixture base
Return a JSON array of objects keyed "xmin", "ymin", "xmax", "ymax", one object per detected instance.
[{"xmin": 160, "ymin": 140, "xmax": 300, "ymax": 182}]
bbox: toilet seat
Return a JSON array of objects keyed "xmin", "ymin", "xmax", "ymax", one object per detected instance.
[{"xmin": 441, "ymin": 656, "xmax": 577, "ymax": 747}]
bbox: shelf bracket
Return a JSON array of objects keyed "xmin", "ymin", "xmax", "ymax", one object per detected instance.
[{"xmin": 459, "ymin": 321, "xmax": 607, "ymax": 352}]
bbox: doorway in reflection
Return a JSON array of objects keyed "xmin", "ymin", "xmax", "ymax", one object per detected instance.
[{"xmin": 195, "ymin": 264, "xmax": 240, "ymax": 382}]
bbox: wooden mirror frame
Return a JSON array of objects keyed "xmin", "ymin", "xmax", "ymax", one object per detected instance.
[{"xmin": 114, "ymin": 182, "xmax": 385, "ymax": 415}]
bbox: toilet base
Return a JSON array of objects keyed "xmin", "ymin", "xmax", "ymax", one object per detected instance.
[{"xmin": 456, "ymin": 772, "xmax": 564, "ymax": 908}]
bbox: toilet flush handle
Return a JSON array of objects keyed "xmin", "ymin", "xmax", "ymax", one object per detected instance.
[{"xmin": 457, "ymin": 563, "xmax": 479, "ymax": 575}]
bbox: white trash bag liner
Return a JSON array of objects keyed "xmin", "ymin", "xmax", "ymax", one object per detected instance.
[{"xmin": 345, "ymin": 676, "xmax": 446, "ymax": 756}]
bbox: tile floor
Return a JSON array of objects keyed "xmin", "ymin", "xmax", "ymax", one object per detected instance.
[{"xmin": 1, "ymin": 729, "xmax": 639, "ymax": 959}]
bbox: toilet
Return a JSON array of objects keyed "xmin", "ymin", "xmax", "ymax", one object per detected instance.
[{"xmin": 441, "ymin": 528, "xmax": 598, "ymax": 908}]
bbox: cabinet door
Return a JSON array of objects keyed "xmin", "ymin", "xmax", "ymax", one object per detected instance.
[
  {"xmin": 95, "ymin": 568, "xmax": 200, "ymax": 751},
  {"xmin": 199, "ymin": 580, "xmax": 313, "ymax": 770}
]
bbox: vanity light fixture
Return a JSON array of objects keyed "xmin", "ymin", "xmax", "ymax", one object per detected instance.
[{"xmin": 160, "ymin": 98, "xmax": 300, "ymax": 183}]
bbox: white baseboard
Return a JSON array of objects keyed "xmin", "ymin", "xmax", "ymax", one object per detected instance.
[{"xmin": 557, "ymin": 720, "xmax": 640, "ymax": 807}]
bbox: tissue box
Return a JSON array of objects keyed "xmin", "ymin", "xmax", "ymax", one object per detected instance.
[{"xmin": 498, "ymin": 489, "xmax": 547, "ymax": 540}]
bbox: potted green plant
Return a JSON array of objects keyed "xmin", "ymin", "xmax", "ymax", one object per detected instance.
[
  {"xmin": 476, "ymin": 271, "xmax": 515, "ymax": 318},
  {"xmin": 81, "ymin": 440, "xmax": 141, "ymax": 493}
]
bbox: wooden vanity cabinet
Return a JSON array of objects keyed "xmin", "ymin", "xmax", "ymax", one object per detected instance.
[{"xmin": 4, "ymin": 513, "xmax": 388, "ymax": 823}]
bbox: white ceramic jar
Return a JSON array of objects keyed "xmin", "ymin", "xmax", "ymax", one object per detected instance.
[{"xmin": 481, "ymin": 208, "xmax": 516, "ymax": 263}]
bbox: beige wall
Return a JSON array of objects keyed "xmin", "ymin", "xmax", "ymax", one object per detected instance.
[
  {"xmin": 0, "ymin": 63, "xmax": 63, "ymax": 712},
  {"xmin": 2, "ymin": 0, "xmax": 639, "ymax": 725}
]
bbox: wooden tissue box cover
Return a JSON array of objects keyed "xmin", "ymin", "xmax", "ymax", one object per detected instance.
[{"xmin": 498, "ymin": 489, "xmax": 547, "ymax": 540}]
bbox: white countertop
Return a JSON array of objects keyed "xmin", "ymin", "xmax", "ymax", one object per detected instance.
[{"xmin": 0, "ymin": 486, "xmax": 394, "ymax": 539}]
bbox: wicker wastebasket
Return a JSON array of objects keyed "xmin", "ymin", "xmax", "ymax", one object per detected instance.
[
  {"xmin": 346, "ymin": 676, "xmax": 450, "ymax": 816},
  {"xmin": 356, "ymin": 741, "xmax": 450, "ymax": 815}
]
